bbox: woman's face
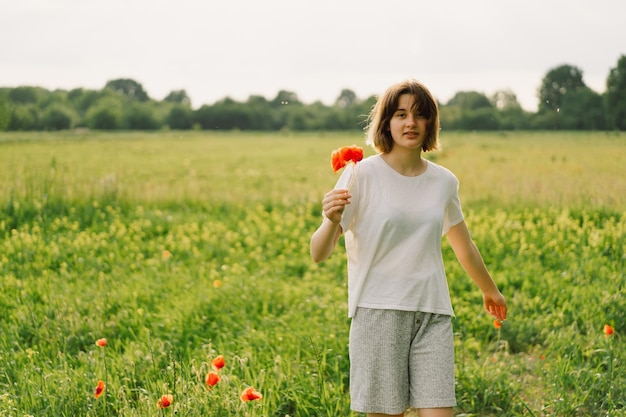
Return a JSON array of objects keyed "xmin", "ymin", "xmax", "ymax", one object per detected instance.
[{"xmin": 388, "ymin": 94, "xmax": 428, "ymax": 152}]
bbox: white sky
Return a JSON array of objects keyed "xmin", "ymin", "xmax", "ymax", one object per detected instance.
[{"xmin": 1, "ymin": 0, "xmax": 625, "ymax": 111}]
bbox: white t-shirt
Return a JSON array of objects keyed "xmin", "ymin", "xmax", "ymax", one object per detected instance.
[{"xmin": 334, "ymin": 154, "xmax": 464, "ymax": 318}]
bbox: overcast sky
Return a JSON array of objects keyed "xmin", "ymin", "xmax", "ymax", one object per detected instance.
[{"xmin": 2, "ymin": 0, "xmax": 625, "ymax": 111}]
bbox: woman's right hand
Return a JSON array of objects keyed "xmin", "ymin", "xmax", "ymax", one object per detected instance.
[{"xmin": 322, "ymin": 188, "xmax": 351, "ymax": 224}]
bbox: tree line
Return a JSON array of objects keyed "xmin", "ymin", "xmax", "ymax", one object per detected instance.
[{"xmin": 1, "ymin": 56, "xmax": 625, "ymax": 132}]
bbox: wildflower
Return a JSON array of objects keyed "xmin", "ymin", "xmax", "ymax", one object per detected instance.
[
  {"xmin": 240, "ymin": 386, "xmax": 262, "ymax": 402},
  {"xmin": 342, "ymin": 145, "xmax": 364, "ymax": 165},
  {"xmin": 95, "ymin": 338, "xmax": 107, "ymax": 347},
  {"xmin": 493, "ymin": 319, "xmax": 502, "ymax": 329},
  {"xmin": 94, "ymin": 380, "xmax": 105, "ymax": 399},
  {"xmin": 162, "ymin": 250, "xmax": 172, "ymax": 260},
  {"xmin": 213, "ymin": 279, "xmax": 223, "ymax": 289},
  {"xmin": 211, "ymin": 355, "xmax": 225, "ymax": 371},
  {"xmin": 157, "ymin": 394, "xmax": 173, "ymax": 408},
  {"xmin": 604, "ymin": 324, "xmax": 614, "ymax": 337},
  {"xmin": 206, "ymin": 371, "xmax": 220, "ymax": 388},
  {"xmin": 331, "ymin": 145, "xmax": 364, "ymax": 192},
  {"xmin": 331, "ymin": 149, "xmax": 346, "ymax": 172},
  {"xmin": 331, "ymin": 145, "xmax": 363, "ymax": 173}
]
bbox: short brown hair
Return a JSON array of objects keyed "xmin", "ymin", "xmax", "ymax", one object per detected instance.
[{"xmin": 365, "ymin": 79, "xmax": 440, "ymax": 153}]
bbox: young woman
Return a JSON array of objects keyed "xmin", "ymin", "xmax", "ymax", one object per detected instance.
[{"xmin": 310, "ymin": 79, "xmax": 507, "ymax": 417}]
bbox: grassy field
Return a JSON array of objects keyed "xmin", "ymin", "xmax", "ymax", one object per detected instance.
[{"xmin": 0, "ymin": 130, "xmax": 624, "ymax": 416}]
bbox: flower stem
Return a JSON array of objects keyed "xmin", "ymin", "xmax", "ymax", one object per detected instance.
[{"xmin": 347, "ymin": 162, "xmax": 359, "ymax": 192}]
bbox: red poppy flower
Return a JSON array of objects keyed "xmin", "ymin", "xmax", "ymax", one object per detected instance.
[
  {"xmin": 94, "ymin": 380, "xmax": 105, "ymax": 399},
  {"xmin": 206, "ymin": 371, "xmax": 220, "ymax": 388},
  {"xmin": 157, "ymin": 394, "xmax": 173, "ymax": 408},
  {"xmin": 493, "ymin": 319, "xmax": 502, "ymax": 329},
  {"xmin": 240, "ymin": 386, "xmax": 262, "ymax": 402},
  {"xmin": 211, "ymin": 355, "xmax": 225, "ymax": 371},
  {"xmin": 604, "ymin": 324, "xmax": 614, "ymax": 337},
  {"xmin": 341, "ymin": 145, "xmax": 364, "ymax": 164},
  {"xmin": 95, "ymin": 338, "xmax": 107, "ymax": 347},
  {"xmin": 331, "ymin": 145, "xmax": 363, "ymax": 173},
  {"xmin": 331, "ymin": 149, "xmax": 346, "ymax": 173}
]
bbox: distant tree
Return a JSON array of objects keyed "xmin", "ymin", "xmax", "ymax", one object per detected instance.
[
  {"xmin": 68, "ymin": 88, "xmax": 114, "ymax": 116},
  {"xmin": 245, "ymin": 95, "xmax": 277, "ymax": 130},
  {"xmin": 323, "ymin": 106, "xmax": 353, "ymax": 130},
  {"xmin": 7, "ymin": 86, "xmax": 42, "ymax": 104},
  {"xmin": 605, "ymin": 54, "xmax": 626, "ymax": 130},
  {"xmin": 7, "ymin": 105, "xmax": 38, "ymax": 130},
  {"xmin": 37, "ymin": 89, "xmax": 70, "ymax": 110},
  {"xmin": 357, "ymin": 95, "xmax": 378, "ymax": 128},
  {"xmin": 212, "ymin": 98, "xmax": 241, "ymax": 129},
  {"xmin": 67, "ymin": 87, "xmax": 84, "ymax": 103},
  {"xmin": 105, "ymin": 78, "xmax": 150, "ymax": 102},
  {"xmin": 285, "ymin": 106, "xmax": 315, "ymax": 130},
  {"xmin": 247, "ymin": 95, "xmax": 269, "ymax": 106},
  {"xmin": 335, "ymin": 89, "xmax": 358, "ymax": 108},
  {"xmin": 163, "ymin": 89, "xmax": 191, "ymax": 106},
  {"xmin": 124, "ymin": 102, "xmax": 160, "ymax": 129},
  {"xmin": 498, "ymin": 107, "xmax": 530, "ymax": 130},
  {"xmin": 193, "ymin": 104, "xmax": 216, "ymax": 129},
  {"xmin": 489, "ymin": 90, "xmax": 528, "ymax": 129},
  {"xmin": 0, "ymin": 90, "xmax": 9, "ymax": 131},
  {"xmin": 198, "ymin": 98, "xmax": 255, "ymax": 130},
  {"xmin": 166, "ymin": 104, "xmax": 194, "ymax": 129},
  {"xmin": 560, "ymin": 87, "xmax": 605, "ymax": 130},
  {"xmin": 538, "ymin": 64, "xmax": 586, "ymax": 113},
  {"xmin": 41, "ymin": 104, "xmax": 75, "ymax": 130},
  {"xmin": 459, "ymin": 107, "xmax": 500, "ymax": 130},
  {"xmin": 491, "ymin": 89, "xmax": 522, "ymax": 110},
  {"xmin": 86, "ymin": 98, "xmax": 123, "ymax": 129},
  {"xmin": 444, "ymin": 91, "xmax": 496, "ymax": 130},
  {"xmin": 271, "ymin": 90, "xmax": 300, "ymax": 107},
  {"xmin": 439, "ymin": 105, "xmax": 463, "ymax": 130},
  {"xmin": 447, "ymin": 91, "xmax": 492, "ymax": 110}
]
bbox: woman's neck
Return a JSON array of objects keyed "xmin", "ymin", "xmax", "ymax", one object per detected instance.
[{"xmin": 381, "ymin": 149, "xmax": 426, "ymax": 177}]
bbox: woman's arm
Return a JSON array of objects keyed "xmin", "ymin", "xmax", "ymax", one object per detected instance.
[
  {"xmin": 310, "ymin": 218, "xmax": 342, "ymax": 263},
  {"xmin": 447, "ymin": 220, "xmax": 507, "ymax": 321},
  {"xmin": 310, "ymin": 188, "xmax": 350, "ymax": 263}
]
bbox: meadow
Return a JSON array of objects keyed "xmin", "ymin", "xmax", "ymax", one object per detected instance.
[{"xmin": 0, "ymin": 130, "xmax": 624, "ymax": 416}]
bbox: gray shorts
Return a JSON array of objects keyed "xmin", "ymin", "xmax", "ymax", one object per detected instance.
[{"xmin": 349, "ymin": 308, "xmax": 456, "ymax": 414}]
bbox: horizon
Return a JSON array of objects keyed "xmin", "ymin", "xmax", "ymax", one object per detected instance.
[{"xmin": 2, "ymin": 0, "xmax": 625, "ymax": 112}]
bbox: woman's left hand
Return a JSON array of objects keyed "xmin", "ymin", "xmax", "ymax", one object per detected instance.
[{"xmin": 483, "ymin": 291, "xmax": 507, "ymax": 322}]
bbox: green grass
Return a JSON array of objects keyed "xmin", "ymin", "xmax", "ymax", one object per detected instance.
[{"xmin": 0, "ymin": 130, "xmax": 624, "ymax": 416}]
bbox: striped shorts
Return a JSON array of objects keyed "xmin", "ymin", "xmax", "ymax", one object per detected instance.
[{"xmin": 349, "ymin": 308, "xmax": 456, "ymax": 414}]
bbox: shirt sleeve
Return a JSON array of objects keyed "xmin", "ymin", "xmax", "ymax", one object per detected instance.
[
  {"xmin": 442, "ymin": 177, "xmax": 464, "ymax": 235},
  {"xmin": 334, "ymin": 163, "xmax": 354, "ymax": 190}
]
